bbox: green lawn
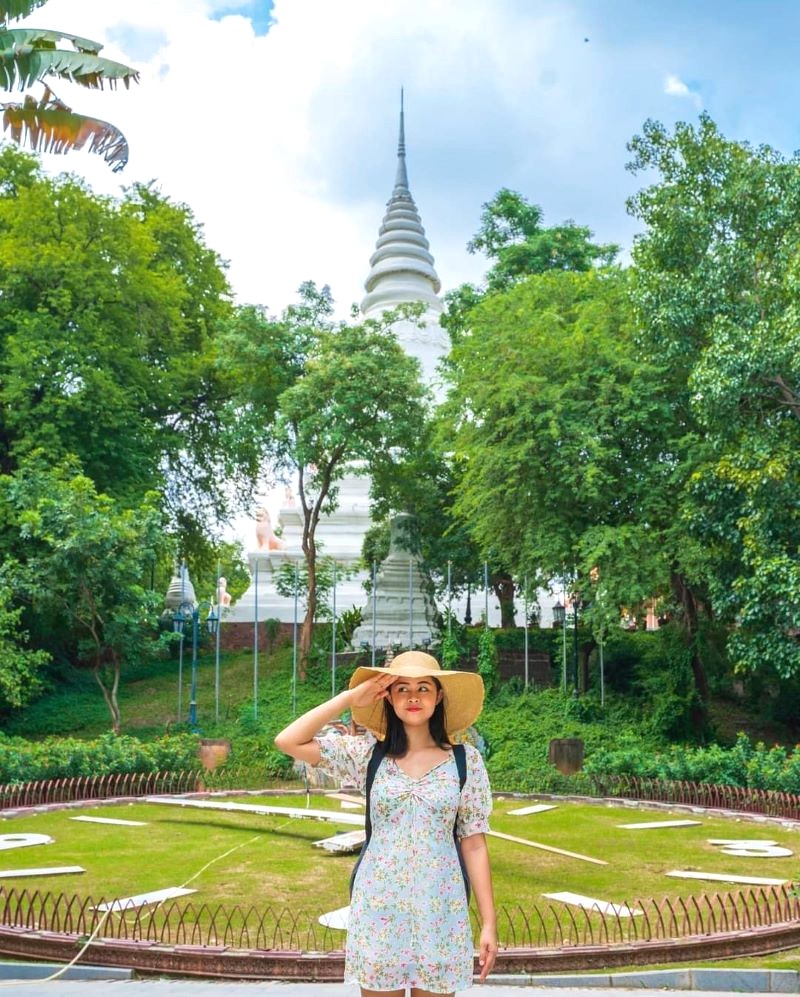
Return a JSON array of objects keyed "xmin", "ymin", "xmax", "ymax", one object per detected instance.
[{"xmin": 1, "ymin": 794, "xmax": 796, "ymax": 948}]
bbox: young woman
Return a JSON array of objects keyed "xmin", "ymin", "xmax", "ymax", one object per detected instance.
[{"xmin": 274, "ymin": 650, "xmax": 497, "ymax": 997}]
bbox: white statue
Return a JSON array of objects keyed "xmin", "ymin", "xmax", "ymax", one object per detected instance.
[
  {"xmin": 255, "ymin": 506, "xmax": 284, "ymax": 551},
  {"xmin": 215, "ymin": 576, "xmax": 232, "ymax": 608}
]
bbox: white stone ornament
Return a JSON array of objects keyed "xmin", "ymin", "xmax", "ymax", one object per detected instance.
[
  {"xmin": 318, "ymin": 906, "xmax": 350, "ymax": 930},
  {"xmin": 0, "ymin": 833, "xmax": 53, "ymax": 851},
  {"xmin": 543, "ymin": 891, "xmax": 642, "ymax": 917},
  {"xmin": 707, "ymin": 838, "xmax": 793, "ymax": 858}
]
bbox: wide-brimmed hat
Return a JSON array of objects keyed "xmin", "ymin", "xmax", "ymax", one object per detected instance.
[{"xmin": 349, "ymin": 651, "xmax": 484, "ymax": 739}]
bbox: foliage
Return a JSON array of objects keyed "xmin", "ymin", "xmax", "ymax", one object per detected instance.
[
  {"xmin": 0, "ymin": 1, "xmax": 138, "ymax": 171},
  {"xmin": 444, "ymin": 269, "xmax": 671, "ymax": 616},
  {"xmin": 585, "ymin": 731, "xmax": 800, "ymax": 796},
  {"xmin": 2, "ymin": 454, "xmax": 171, "ymax": 731},
  {"xmin": 627, "ymin": 114, "xmax": 800, "ymax": 677},
  {"xmin": 476, "ymin": 625, "xmax": 499, "ymax": 697},
  {"xmin": 0, "ymin": 149, "xmax": 251, "ymax": 536},
  {"xmin": 0, "ymin": 584, "xmax": 49, "ymax": 707},
  {"xmin": 465, "ymin": 187, "xmax": 620, "ymax": 293},
  {"xmin": 266, "ymin": 294, "xmax": 427, "ymax": 667},
  {"xmin": 439, "ymin": 634, "xmax": 460, "ymax": 670},
  {"xmin": 337, "ymin": 605, "xmax": 363, "ymax": 647},
  {"xmin": 477, "ymin": 687, "xmax": 660, "ymax": 793},
  {"xmin": 0, "ymin": 730, "xmax": 199, "ymax": 783},
  {"xmin": 274, "ymin": 555, "xmax": 357, "ymax": 623}
]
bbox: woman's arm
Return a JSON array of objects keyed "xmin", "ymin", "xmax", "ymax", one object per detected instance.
[
  {"xmin": 274, "ymin": 673, "xmax": 394, "ymax": 765},
  {"xmin": 460, "ymin": 833, "xmax": 497, "ymax": 982}
]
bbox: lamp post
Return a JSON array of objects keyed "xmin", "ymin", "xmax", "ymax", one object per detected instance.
[
  {"xmin": 552, "ymin": 601, "xmax": 566, "ymax": 692},
  {"xmin": 570, "ymin": 592, "xmax": 585, "ymax": 696},
  {"xmin": 572, "ymin": 598, "xmax": 580, "ymax": 695},
  {"xmin": 173, "ymin": 600, "xmax": 219, "ymax": 728}
]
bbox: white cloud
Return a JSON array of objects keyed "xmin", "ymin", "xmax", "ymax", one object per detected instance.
[
  {"xmin": 664, "ymin": 73, "xmax": 702, "ymax": 108},
  {"xmin": 21, "ymin": 1, "xmax": 726, "ymax": 322}
]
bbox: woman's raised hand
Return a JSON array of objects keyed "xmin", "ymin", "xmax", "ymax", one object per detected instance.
[{"xmin": 348, "ymin": 674, "xmax": 394, "ymax": 710}]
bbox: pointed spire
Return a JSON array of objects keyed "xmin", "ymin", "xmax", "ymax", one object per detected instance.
[
  {"xmin": 394, "ymin": 88, "xmax": 408, "ymax": 191},
  {"xmin": 361, "ymin": 92, "xmax": 442, "ymax": 316}
]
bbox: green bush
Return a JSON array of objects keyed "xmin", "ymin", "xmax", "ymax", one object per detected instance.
[
  {"xmin": 0, "ymin": 731, "xmax": 200, "ymax": 783},
  {"xmin": 584, "ymin": 731, "xmax": 800, "ymax": 794},
  {"xmin": 476, "ymin": 687, "xmax": 661, "ymax": 792}
]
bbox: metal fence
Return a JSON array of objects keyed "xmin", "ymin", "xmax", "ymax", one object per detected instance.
[
  {"xmin": 0, "ymin": 768, "xmax": 270, "ymax": 810},
  {"xmin": 592, "ymin": 775, "xmax": 800, "ymax": 821},
  {"xmin": 0, "ymin": 884, "xmax": 796, "ymax": 952}
]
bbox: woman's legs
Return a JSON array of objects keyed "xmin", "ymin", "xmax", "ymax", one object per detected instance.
[{"xmin": 358, "ymin": 987, "xmax": 453, "ymax": 996}]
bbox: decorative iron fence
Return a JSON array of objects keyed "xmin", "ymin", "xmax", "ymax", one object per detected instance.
[
  {"xmin": 591, "ymin": 775, "xmax": 800, "ymax": 821},
  {"xmin": 0, "ymin": 884, "xmax": 797, "ymax": 952},
  {"xmin": 0, "ymin": 767, "xmax": 271, "ymax": 810}
]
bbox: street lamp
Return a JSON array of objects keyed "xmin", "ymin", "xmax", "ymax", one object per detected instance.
[
  {"xmin": 174, "ymin": 600, "xmax": 219, "ymax": 728},
  {"xmin": 570, "ymin": 593, "xmax": 585, "ymax": 696},
  {"xmin": 552, "ymin": 601, "xmax": 565, "ymax": 627}
]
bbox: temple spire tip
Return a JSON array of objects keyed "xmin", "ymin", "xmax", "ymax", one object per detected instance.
[{"xmin": 395, "ymin": 88, "xmax": 408, "ymax": 190}]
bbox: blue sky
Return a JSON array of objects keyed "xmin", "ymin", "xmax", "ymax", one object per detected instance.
[
  {"xmin": 24, "ymin": 0, "xmax": 800, "ymax": 315},
  {"xmin": 209, "ymin": 1, "xmax": 273, "ymax": 36}
]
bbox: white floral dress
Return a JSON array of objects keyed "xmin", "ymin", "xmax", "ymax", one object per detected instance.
[{"xmin": 315, "ymin": 733, "xmax": 492, "ymax": 993}]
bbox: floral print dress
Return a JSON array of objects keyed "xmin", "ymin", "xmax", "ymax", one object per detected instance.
[{"xmin": 315, "ymin": 733, "xmax": 492, "ymax": 993}]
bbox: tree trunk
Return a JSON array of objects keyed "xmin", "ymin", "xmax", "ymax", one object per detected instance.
[
  {"xmin": 299, "ymin": 543, "xmax": 317, "ymax": 679},
  {"xmin": 491, "ymin": 572, "xmax": 516, "ymax": 628},
  {"xmin": 94, "ymin": 659, "xmax": 121, "ymax": 733},
  {"xmin": 670, "ymin": 570, "xmax": 709, "ymax": 736}
]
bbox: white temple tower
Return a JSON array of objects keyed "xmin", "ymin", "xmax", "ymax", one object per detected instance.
[
  {"xmin": 361, "ymin": 92, "xmax": 449, "ymax": 394},
  {"xmin": 228, "ymin": 97, "xmax": 448, "ymax": 643}
]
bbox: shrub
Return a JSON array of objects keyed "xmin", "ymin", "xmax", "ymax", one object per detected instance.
[
  {"xmin": 0, "ymin": 731, "xmax": 200, "ymax": 783},
  {"xmin": 583, "ymin": 731, "xmax": 800, "ymax": 795}
]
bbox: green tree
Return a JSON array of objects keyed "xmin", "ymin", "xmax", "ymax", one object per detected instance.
[
  {"xmin": 3, "ymin": 454, "xmax": 170, "ymax": 731},
  {"xmin": 1, "ymin": 0, "xmax": 138, "ymax": 172},
  {"xmin": 0, "ymin": 584, "xmax": 50, "ymax": 708},
  {"xmin": 444, "ymin": 268, "xmax": 704, "ymax": 699},
  {"xmin": 0, "ymin": 147, "xmax": 248, "ymax": 534},
  {"xmin": 628, "ymin": 114, "xmax": 800, "ymax": 677},
  {"xmin": 437, "ymin": 190, "xmax": 620, "ymax": 626},
  {"xmin": 467, "ymin": 188, "xmax": 620, "ymax": 292},
  {"xmin": 368, "ymin": 423, "xmax": 489, "ymax": 624},
  {"xmin": 271, "ymin": 312, "xmax": 426, "ymax": 670}
]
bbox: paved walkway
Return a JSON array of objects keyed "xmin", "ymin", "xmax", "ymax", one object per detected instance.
[
  {"xmin": 0, "ymin": 986, "xmax": 780, "ymax": 997},
  {"xmin": 0, "ymin": 965, "xmax": 793, "ymax": 995}
]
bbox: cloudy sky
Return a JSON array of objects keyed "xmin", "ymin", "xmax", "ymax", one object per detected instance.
[{"xmin": 19, "ymin": 0, "xmax": 800, "ymax": 319}]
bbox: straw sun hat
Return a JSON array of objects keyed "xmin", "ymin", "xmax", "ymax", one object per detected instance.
[{"xmin": 348, "ymin": 651, "xmax": 485, "ymax": 740}]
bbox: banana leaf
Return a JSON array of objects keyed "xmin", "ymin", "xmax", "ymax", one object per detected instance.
[
  {"xmin": 3, "ymin": 93, "xmax": 129, "ymax": 172},
  {"xmin": 0, "ymin": 45, "xmax": 139, "ymax": 90},
  {"xmin": 0, "ymin": 1, "xmax": 48, "ymax": 24},
  {"xmin": 0, "ymin": 27, "xmax": 103, "ymax": 54}
]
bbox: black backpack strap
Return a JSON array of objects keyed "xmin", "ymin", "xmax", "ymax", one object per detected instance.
[
  {"xmin": 349, "ymin": 739, "xmax": 386, "ymax": 898},
  {"xmin": 453, "ymin": 742, "xmax": 467, "ymax": 791},
  {"xmin": 452, "ymin": 743, "xmax": 471, "ymax": 901}
]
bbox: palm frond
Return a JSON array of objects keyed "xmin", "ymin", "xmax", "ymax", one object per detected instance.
[
  {"xmin": 3, "ymin": 93, "xmax": 129, "ymax": 172},
  {"xmin": 0, "ymin": 44, "xmax": 138, "ymax": 91},
  {"xmin": 0, "ymin": 27, "xmax": 103, "ymax": 55},
  {"xmin": 0, "ymin": 1, "xmax": 48, "ymax": 24}
]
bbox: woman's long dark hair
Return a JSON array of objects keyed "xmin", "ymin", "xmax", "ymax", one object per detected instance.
[{"xmin": 382, "ymin": 677, "xmax": 451, "ymax": 757}]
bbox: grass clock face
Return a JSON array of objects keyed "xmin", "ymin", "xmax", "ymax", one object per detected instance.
[{"xmin": 0, "ymin": 795, "xmax": 794, "ymax": 921}]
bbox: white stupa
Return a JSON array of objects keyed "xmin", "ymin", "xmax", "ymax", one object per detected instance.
[
  {"xmin": 360, "ymin": 91, "xmax": 449, "ymax": 394},
  {"xmin": 227, "ymin": 97, "xmax": 447, "ymax": 643}
]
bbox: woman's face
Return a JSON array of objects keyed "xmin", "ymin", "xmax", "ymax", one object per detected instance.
[{"xmin": 389, "ymin": 677, "xmax": 443, "ymax": 729}]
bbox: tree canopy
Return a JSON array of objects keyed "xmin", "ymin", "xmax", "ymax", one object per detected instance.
[
  {"xmin": 0, "ymin": 146, "xmax": 252, "ymax": 531},
  {"xmin": 2, "ymin": 454, "xmax": 168, "ymax": 731},
  {"xmin": 628, "ymin": 114, "xmax": 800, "ymax": 677}
]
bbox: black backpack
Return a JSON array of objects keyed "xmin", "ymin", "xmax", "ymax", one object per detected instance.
[{"xmin": 349, "ymin": 742, "xmax": 470, "ymax": 900}]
